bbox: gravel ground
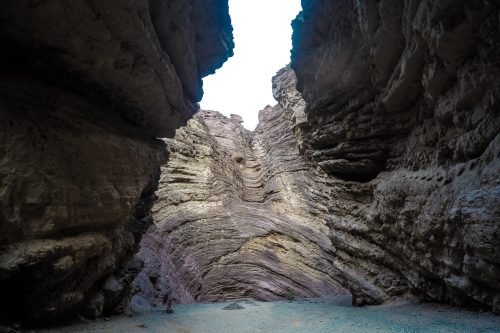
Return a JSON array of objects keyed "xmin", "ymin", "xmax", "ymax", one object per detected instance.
[{"xmin": 29, "ymin": 296, "xmax": 500, "ymax": 333}]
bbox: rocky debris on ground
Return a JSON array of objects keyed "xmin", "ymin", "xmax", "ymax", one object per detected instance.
[{"xmin": 222, "ymin": 303, "xmax": 245, "ymax": 311}]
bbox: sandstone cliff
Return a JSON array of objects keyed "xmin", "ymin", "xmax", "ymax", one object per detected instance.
[
  {"xmin": 137, "ymin": 110, "xmax": 346, "ymax": 304},
  {"xmin": 290, "ymin": 0, "xmax": 500, "ymax": 312},
  {"xmin": 1, "ymin": 0, "xmax": 499, "ymax": 324},
  {"xmin": 0, "ymin": 0, "xmax": 233, "ymax": 322},
  {"xmin": 138, "ymin": 0, "xmax": 499, "ymax": 313}
]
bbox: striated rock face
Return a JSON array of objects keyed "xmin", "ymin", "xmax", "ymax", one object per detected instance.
[
  {"xmin": 2, "ymin": 0, "xmax": 497, "ymax": 322},
  {"xmin": 0, "ymin": 0, "xmax": 233, "ymax": 322},
  {"xmin": 136, "ymin": 110, "xmax": 347, "ymax": 305},
  {"xmin": 289, "ymin": 0, "xmax": 500, "ymax": 312},
  {"xmin": 138, "ymin": 0, "xmax": 500, "ymax": 310},
  {"xmin": 292, "ymin": 0, "xmax": 500, "ymax": 180}
]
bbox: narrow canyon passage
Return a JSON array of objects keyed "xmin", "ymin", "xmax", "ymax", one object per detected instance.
[{"xmin": 0, "ymin": 0, "xmax": 499, "ymax": 331}]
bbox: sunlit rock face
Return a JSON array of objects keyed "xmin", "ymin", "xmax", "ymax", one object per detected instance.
[
  {"xmin": 136, "ymin": 110, "xmax": 347, "ymax": 304},
  {"xmin": 0, "ymin": 0, "xmax": 233, "ymax": 322},
  {"xmin": 290, "ymin": 0, "xmax": 500, "ymax": 312}
]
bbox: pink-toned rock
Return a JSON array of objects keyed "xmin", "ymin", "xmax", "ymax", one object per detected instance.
[{"xmin": 136, "ymin": 110, "xmax": 347, "ymax": 305}]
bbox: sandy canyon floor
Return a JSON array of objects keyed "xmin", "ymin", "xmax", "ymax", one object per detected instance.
[{"xmin": 30, "ymin": 296, "xmax": 500, "ymax": 333}]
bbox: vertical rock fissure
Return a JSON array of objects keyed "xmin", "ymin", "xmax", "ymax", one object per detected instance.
[{"xmin": 241, "ymin": 138, "xmax": 265, "ymax": 203}]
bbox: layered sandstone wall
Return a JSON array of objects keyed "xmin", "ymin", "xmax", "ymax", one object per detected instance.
[
  {"xmin": 289, "ymin": 0, "xmax": 500, "ymax": 312},
  {"xmin": 2, "ymin": 0, "xmax": 498, "ymax": 322},
  {"xmin": 136, "ymin": 0, "xmax": 499, "ymax": 315},
  {"xmin": 136, "ymin": 110, "xmax": 346, "ymax": 305},
  {"xmin": 0, "ymin": 0, "xmax": 233, "ymax": 322}
]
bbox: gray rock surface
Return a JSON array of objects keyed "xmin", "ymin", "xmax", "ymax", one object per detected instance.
[
  {"xmin": 0, "ymin": 0, "xmax": 233, "ymax": 322},
  {"xmin": 139, "ymin": 56, "xmax": 499, "ymax": 313},
  {"xmin": 289, "ymin": 0, "xmax": 500, "ymax": 312}
]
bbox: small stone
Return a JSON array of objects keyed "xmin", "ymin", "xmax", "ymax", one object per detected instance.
[{"xmin": 223, "ymin": 303, "xmax": 245, "ymax": 310}]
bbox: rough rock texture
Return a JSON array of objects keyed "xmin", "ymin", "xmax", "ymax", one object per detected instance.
[
  {"xmin": 136, "ymin": 110, "xmax": 347, "ymax": 305},
  {"xmin": 0, "ymin": 0, "xmax": 233, "ymax": 322},
  {"xmin": 289, "ymin": 0, "xmax": 500, "ymax": 312}
]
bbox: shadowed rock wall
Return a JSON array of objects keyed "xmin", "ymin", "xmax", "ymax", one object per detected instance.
[
  {"xmin": 0, "ymin": 0, "xmax": 233, "ymax": 322},
  {"xmin": 290, "ymin": 0, "xmax": 500, "ymax": 312}
]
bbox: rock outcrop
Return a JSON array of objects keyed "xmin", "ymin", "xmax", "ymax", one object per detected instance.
[
  {"xmin": 138, "ymin": 0, "xmax": 499, "ymax": 312},
  {"xmin": 1, "ymin": 0, "xmax": 498, "ymax": 324},
  {"xmin": 0, "ymin": 0, "xmax": 233, "ymax": 322},
  {"xmin": 136, "ymin": 110, "xmax": 346, "ymax": 305},
  {"xmin": 290, "ymin": 0, "xmax": 500, "ymax": 312}
]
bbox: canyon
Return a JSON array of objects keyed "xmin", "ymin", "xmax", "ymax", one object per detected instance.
[{"xmin": 0, "ymin": 0, "xmax": 499, "ymax": 329}]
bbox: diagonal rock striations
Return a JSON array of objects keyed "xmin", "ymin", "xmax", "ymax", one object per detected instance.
[
  {"xmin": 1, "ymin": 0, "xmax": 499, "ymax": 324},
  {"xmin": 139, "ymin": 0, "xmax": 500, "ymax": 311},
  {"xmin": 137, "ymin": 110, "xmax": 347, "ymax": 305}
]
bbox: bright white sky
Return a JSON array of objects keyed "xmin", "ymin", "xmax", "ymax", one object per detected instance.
[{"xmin": 200, "ymin": 0, "xmax": 302, "ymax": 130}]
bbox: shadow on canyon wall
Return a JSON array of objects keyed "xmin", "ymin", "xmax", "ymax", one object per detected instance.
[{"xmin": 0, "ymin": 0, "xmax": 499, "ymax": 327}]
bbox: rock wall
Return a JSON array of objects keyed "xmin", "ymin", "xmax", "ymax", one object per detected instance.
[
  {"xmin": 136, "ymin": 110, "xmax": 346, "ymax": 305},
  {"xmin": 290, "ymin": 0, "xmax": 500, "ymax": 312},
  {"xmin": 0, "ymin": 0, "xmax": 233, "ymax": 322},
  {"xmin": 137, "ymin": 0, "xmax": 499, "ymax": 313},
  {"xmin": 4, "ymin": 0, "xmax": 497, "ymax": 321}
]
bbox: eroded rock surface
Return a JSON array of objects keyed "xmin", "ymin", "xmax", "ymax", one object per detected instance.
[
  {"xmin": 1, "ymin": 0, "xmax": 498, "ymax": 324},
  {"xmin": 292, "ymin": 0, "xmax": 500, "ymax": 181},
  {"xmin": 290, "ymin": 0, "xmax": 500, "ymax": 312},
  {"xmin": 138, "ymin": 1, "xmax": 500, "ymax": 309},
  {"xmin": 137, "ymin": 110, "xmax": 346, "ymax": 305},
  {"xmin": 0, "ymin": 0, "xmax": 233, "ymax": 322}
]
